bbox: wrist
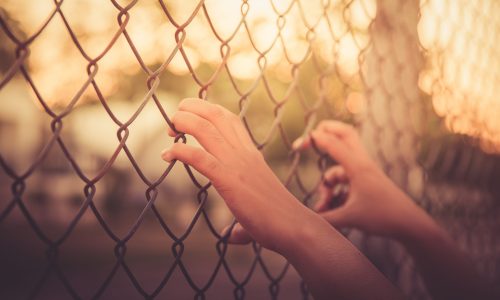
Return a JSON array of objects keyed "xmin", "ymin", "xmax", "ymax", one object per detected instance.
[
  {"xmin": 395, "ymin": 205, "xmax": 445, "ymax": 248},
  {"xmin": 260, "ymin": 188, "xmax": 323, "ymax": 255},
  {"xmin": 278, "ymin": 207, "xmax": 339, "ymax": 263},
  {"xmin": 379, "ymin": 181, "xmax": 441, "ymax": 243}
]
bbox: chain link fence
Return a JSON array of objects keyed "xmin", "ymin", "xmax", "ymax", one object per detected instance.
[{"xmin": 0, "ymin": 0, "xmax": 499, "ymax": 299}]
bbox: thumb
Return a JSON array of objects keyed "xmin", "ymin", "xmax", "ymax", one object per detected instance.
[
  {"xmin": 221, "ymin": 222, "xmax": 253, "ymax": 244},
  {"xmin": 314, "ymin": 184, "xmax": 333, "ymax": 212},
  {"xmin": 319, "ymin": 206, "xmax": 352, "ymax": 229}
]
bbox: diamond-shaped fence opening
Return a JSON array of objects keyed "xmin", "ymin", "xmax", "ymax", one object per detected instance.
[{"xmin": 0, "ymin": 0, "xmax": 499, "ymax": 299}]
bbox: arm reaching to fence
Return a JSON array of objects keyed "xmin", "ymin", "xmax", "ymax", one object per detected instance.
[
  {"xmin": 294, "ymin": 121, "xmax": 493, "ymax": 300},
  {"xmin": 161, "ymin": 98, "xmax": 402, "ymax": 300}
]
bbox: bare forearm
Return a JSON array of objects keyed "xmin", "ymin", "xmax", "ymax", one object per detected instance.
[
  {"xmin": 281, "ymin": 210, "xmax": 403, "ymax": 300},
  {"xmin": 398, "ymin": 205, "xmax": 491, "ymax": 300}
]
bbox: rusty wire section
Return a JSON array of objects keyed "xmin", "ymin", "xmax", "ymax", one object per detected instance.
[{"xmin": 0, "ymin": 0, "xmax": 499, "ymax": 299}]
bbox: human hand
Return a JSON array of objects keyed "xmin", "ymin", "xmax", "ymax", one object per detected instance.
[
  {"xmin": 161, "ymin": 98, "xmax": 315, "ymax": 253},
  {"xmin": 295, "ymin": 121, "xmax": 429, "ymax": 240},
  {"xmin": 161, "ymin": 106, "xmax": 406, "ymax": 299},
  {"xmin": 302, "ymin": 122, "xmax": 499, "ymax": 300}
]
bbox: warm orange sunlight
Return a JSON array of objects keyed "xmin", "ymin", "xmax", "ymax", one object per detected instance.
[
  {"xmin": 3, "ymin": 0, "xmax": 498, "ymax": 153},
  {"xmin": 418, "ymin": 0, "xmax": 500, "ymax": 153},
  {"xmin": 1, "ymin": 0, "xmax": 374, "ymax": 105},
  {"xmin": 1, "ymin": 1, "xmax": 499, "ymax": 299}
]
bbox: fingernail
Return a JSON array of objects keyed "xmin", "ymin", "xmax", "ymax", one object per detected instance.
[{"xmin": 292, "ymin": 137, "xmax": 304, "ymax": 149}]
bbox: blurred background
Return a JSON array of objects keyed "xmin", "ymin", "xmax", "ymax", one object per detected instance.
[{"xmin": 0, "ymin": 0, "xmax": 499, "ymax": 299}]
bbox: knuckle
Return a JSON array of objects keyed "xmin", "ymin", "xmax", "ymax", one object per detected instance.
[
  {"xmin": 195, "ymin": 118, "xmax": 211, "ymax": 131},
  {"xmin": 178, "ymin": 98, "xmax": 191, "ymax": 109},
  {"xmin": 190, "ymin": 147, "xmax": 206, "ymax": 163},
  {"xmin": 336, "ymin": 122, "xmax": 356, "ymax": 138},
  {"xmin": 205, "ymin": 157, "xmax": 220, "ymax": 172},
  {"xmin": 311, "ymin": 130, "xmax": 325, "ymax": 143},
  {"xmin": 169, "ymin": 143, "xmax": 182, "ymax": 156},
  {"xmin": 209, "ymin": 104, "xmax": 226, "ymax": 119},
  {"xmin": 318, "ymin": 120, "xmax": 329, "ymax": 129}
]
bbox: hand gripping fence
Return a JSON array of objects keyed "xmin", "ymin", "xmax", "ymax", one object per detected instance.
[{"xmin": 0, "ymin": 0, "xmax": 499, "ymax": 299}]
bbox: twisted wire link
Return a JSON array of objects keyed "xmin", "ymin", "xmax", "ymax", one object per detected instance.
[{"xmin": 0, "ymin": 0, "xmax": 499, "ymax": 299}]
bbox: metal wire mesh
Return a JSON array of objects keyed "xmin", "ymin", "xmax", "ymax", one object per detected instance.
[{"xmin": 0, "ymin": 0, "xmax": 499, "ymax": 299}]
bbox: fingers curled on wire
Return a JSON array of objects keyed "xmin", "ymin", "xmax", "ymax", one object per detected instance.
[{"xmin": 221, "ymin": 222, "xmax": 253, "ymax": 245}]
